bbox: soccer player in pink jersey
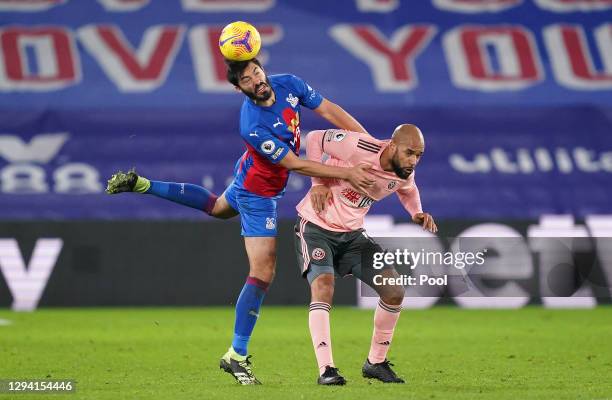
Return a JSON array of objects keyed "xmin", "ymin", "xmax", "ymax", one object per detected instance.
[{"xmin": 294, "ymin": 124, "xmax": 437, "ymax": 385}]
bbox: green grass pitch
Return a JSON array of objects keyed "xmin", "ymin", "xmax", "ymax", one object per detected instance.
[{"xmin": 1, "ymin": 306, "xmax": 611, "ymax": 400}]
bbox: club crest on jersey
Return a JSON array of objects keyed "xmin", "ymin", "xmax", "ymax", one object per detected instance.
[
  {"xmin": 340, "ymin": 188, "xmax": 375, "ymax": 208},
  {"xmin": 311, "ymin": 248, "xmax": 326, "ymax": 260},
  {"xmin": 325, "ymin": 129, "xmax": 346, "ymax": 142},
  {"xmin": 286, "ymin": 93, "xmax": 298, "ymax": 108},
  {"xmin": 333, "ymin": 132, "xmax": 346, "ymax": 142},
  {"xmin": 266, "ymin": 217, "xmax": 276, "ymax": 230},
  {"xmin": 387, "ymin": 181, "xmax": 397, "ymax": 191},
  {"xmin": 260, "ymin": 140, "xmax": 276, "ymax": 154}
]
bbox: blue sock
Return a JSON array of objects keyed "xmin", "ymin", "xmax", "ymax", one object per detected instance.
[
  {"xmin": 232, "ymin": 277, "xmax": 270, "ymax": 356},
  {"xmin": 146, "ymin": 181, "xmax": 218, "ymax": 214}
]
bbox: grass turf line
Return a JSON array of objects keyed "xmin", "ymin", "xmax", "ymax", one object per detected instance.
[{"xmin": 0, "ymin": 306, "xmax": 611, "ymax": 400}]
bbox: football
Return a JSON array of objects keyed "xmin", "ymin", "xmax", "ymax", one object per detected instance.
[{"xmin": 218, "ymin": 21, "xmax": 262, "ymax": 61}]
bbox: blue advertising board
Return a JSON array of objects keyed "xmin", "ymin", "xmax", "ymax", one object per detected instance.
[{"xmin": 0, "ymin": 0, "xmax": 610, "ymax": 219}]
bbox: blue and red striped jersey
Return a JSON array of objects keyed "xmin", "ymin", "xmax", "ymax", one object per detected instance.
[{"xmin": 232, "ymin": 74, "xmax": 323, "ymax": 197}]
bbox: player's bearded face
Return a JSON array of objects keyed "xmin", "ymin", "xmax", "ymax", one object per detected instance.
[
  {"xmin": 391, "ymin": 148, "xmax": 414, "ymax": 179},
  {"xmin": 241, "ymin": 76, "xmax": 272, "ymax": 102}
]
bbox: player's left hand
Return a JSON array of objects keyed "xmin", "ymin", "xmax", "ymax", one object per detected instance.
[
  {"xmin": 310, "ymin": 185, "xmax": 332, "ymax": 213},
  {"xmin": 412, "ymin": 212, "xmax": 438, "ymax": 233}
]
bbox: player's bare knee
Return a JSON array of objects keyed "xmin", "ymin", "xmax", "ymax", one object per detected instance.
[
  {"xmin": 249, "ymin": 260, "xmax": 276, "ymax": 283},
  {"xmin": 252, "ymin": 253, "xmax": 276, "ymax": 278},
  {"xmin": 258, "ymin": 251, "xmax": 276, "ymax": 269},
  {"xmin": 209, "ymin": 204, "xmax": 222, "ymax": 218},
  {"xmin": 209, "ymin": 202, "xmax": 231, "ymax": 219},
  {"xmin": 209, "ymin": 207, "xmax": 227, "ymax": 219},
  {"xmin": 311, "ymin": 273, "xmax": 334, "ymax": 304},
  {"xmin": 380, "ymin": 286, "xmax": 405, "ymax": 306},
  {"xmin": 250, "ymin": 269, "xmax": 275, "ymax": 284}
]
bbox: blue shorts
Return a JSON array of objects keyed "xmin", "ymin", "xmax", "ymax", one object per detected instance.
[{"xmin": 223, "ymin": 183, "xmax": 279, "ymax": 237}]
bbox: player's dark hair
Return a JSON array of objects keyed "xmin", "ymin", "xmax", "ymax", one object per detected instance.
[{"xmin": 225, "ymin": 58, "xmax": 263, "ymax": 87}]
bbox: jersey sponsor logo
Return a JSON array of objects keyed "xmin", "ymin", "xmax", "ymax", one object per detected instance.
[
  {"xmin": 260, "ymin": 140, "xmax": 276, "ymax": 154},
  {"xmin": 340, "ymin": 188, "xmax": 375, "ymax": 208},
  {"xmin": 271, "ymin": 147, "xmax": 284, "ymax": 160},
  {"xmin": 387, "ymin": 181, "xmax": 398, "ymax": 190},
  {"xmin": 266, "ymin": 217, "xmax": 276, "ymax": 230},
  {"xmin": 273, "ymin": 117, "xmax": 283, "ymax": 128},
  {"xmin": 311, "ymin": 247, "xmax": 326, "ymax": 260},
  {"xmin": 286, "ymin": 93, "xmax": 298, "ymax": 108},
  {"xmin": 249, "ymin": 131, "xmax": 258, "ymax": 137}
]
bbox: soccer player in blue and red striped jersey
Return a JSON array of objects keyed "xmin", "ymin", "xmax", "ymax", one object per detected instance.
[{"xmin": 106, "ymin": 58, "xmax": 374, "ymax": 384}]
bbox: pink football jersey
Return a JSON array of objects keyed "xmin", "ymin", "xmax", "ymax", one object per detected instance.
[{"xmin": 296, "ymin": 129, "xmax": 422, "ymax": 232}]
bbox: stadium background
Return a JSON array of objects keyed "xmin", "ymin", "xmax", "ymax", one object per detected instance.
[
  {"xmin": 1, "ymin": 2, "xmax": 612, "ymax": 399},
  {"xmin": 0, "ymin": 0, "xmax": 611, "ymax": 309}
]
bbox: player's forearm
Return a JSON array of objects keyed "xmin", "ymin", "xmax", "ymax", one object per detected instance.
[
  {"xmin": 288, "ymin": 158, "xmax": 349, "ymax": 180},
  {"xmin": 398, "ymin": 186, "xmax": 423, "ymax": 217},
  {"xmin": 321, "ymin": 102, "xmax": 369, "ymax": 136},
  {"xmin": 305, "ymin": 130, "xmax": 327, "ymax": 185}
]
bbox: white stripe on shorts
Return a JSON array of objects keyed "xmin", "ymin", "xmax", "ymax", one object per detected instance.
[{"xmin": 299, "ymin": 217, "xmax": 310, "ymax": 273}]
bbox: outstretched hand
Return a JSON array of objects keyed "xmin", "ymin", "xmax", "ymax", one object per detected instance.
[{"xmin": 412, "ymin": 212, "xmax": 438, "ymax": 233}]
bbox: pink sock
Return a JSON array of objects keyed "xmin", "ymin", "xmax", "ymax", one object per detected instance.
[
  {"xmin": 309, "ymin": 302, "xmax": 334, "ymax": 375},
  {"xmin": 368, "ymin": 299, "xmax": 402, "ymax": 364}
]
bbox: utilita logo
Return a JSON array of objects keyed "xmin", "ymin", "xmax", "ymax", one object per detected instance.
[
  {"xmin": 0, "ymin": 239, "xmax": 63, "ymax": 311},
  {"xmin": 450, "ymin": 147, "xmax": 612, "ymax": 174}
]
